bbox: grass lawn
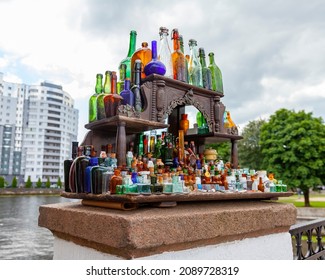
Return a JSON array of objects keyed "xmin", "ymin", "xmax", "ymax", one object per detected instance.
[{"xmin": 277, "ymin": 193, "xmax": 325, "ymax": 208}]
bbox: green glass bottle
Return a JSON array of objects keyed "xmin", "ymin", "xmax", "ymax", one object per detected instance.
[
  {"xmin": 117, "ymin": 63, "xmax": 126, "ymax": 94},
  {"xmin": 199, "ymin": 48, "xmax": 212, "ymax": 90},
  {"xmin": 89, "ymin": 73, "xmax": 103, "ymax": 122},
  {"xmin": 97, "ymin": 71, "xmax": 111, "ymax": 120},
  {"xmin": 179, "ymin": 34, "xmax": 189, "ymax": 83},
  {"xmin": 208, "ymin": 52, "xmax": 224, "ymax": 93},
  {"xmin": 118, "ymin": 30, "xmax": 137, "ymax": 79},
  {"xmin": 188, "ymin": 39, "xmax": 203, "ymax": 87}
]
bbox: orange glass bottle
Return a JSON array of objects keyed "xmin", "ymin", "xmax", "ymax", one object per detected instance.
[
  {"xmin": 171, "ymin": 29, "xmax": 186, "ymax": 82},
  {"xmin": 179, "ymin": 113, "xmax": 189, "ymax": 134},
  {"xmin": 104, "ymin": 71, "xmax": 122, "ymax": 117},
  {"xmin": 109, "ymin": 169, "xmax": 122, "ymax": 194},
  {"xmin": 131, "ymin": 42, "xmax": 152, "ymax": 82}
]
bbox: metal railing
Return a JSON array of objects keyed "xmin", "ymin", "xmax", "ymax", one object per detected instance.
[{"xmin": 290, "ymin": 218, "xmax": 325, "ymax": 260}]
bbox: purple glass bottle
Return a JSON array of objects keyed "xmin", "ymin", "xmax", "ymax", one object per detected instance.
[
  {"xmin": 144, "ymin": 40, "xmax": 166, "ymax": 76},
  {"xmin": 120, "ymin": 78, "xmax": 134, "ymax": 107}
]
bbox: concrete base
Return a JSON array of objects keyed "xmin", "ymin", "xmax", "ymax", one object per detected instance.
[
  {"xmin": 53, "ymin": 232, "xmax": 294, "ymax": 260},
  {"xmin": 39, "ymin": 200, "xmax": 297, "ymax": 260}
]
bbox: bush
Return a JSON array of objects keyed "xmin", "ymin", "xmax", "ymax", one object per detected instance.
[
  {"xmin": 11, "ymin": 177, "xmax": 18, "ymax": 188},
  {"xmin": 25, "ymin": 176, "xmax": 33, "ymax": 188}
]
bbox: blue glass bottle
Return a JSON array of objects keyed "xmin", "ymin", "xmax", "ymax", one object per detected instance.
[
  {"xmin": 144, "ymin": 40, "xmax": 166, "ymax": 76},
  {"xmin": 85, "ymin": 157, "xmax": 98, "ymax": 193},
  {"xmin": 120, "ymin": 78, "xmax": 134, "ymax": 106}
]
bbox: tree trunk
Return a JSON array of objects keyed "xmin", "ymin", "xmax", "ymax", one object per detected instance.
[{"xmin": 303, "ymin": 188, "xmax": 310, "ymax": 207}]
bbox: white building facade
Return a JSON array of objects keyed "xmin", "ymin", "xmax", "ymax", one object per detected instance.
[{"xmin": 0, "ymin": 73, "xmax": 78, "ymax": 184}]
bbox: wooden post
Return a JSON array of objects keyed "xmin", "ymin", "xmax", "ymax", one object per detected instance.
[{"xmin": 116, "ymin": 121, "xmax": 126, "ymax": 167}]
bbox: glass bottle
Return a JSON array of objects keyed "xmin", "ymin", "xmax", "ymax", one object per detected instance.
[
  {"xmin": 118, "ymin": 30, "xmax": 137, "ymax": 79},
  {"xmin": 144, "ymin": 40, "xmax": 166, "ymax": 76},
  {"xmin": 158, "ymin": 26, "xmax": 173, "ymax": 78},
  {"xmin": 120, "ymin": 78, "xmax": 134, "ymax": 107},
  {"xmin": 199, "ymin": 47, "xmax": 212, "ymax": 90},
  {"xmin": 188, "ymin": 39, "xmax": 203, "ymax": 87},
  {"xmin": 63, "ymin": 141, "xmax": 78, "ymax": 192},
  {"xmin": 97, "ymin": 71, "xmax": 111, "ymax": 120},
  {"xmin": 143, "ymin": 134, "xmax": 148, "ymax": 156},
  {"xmin": 132, "ymin": 59, "xmax": 142, "ymax": 112},
  {"xmin": 104, "ymin": 71, "xmax": 123, "ymax": 117},
  {"xmin": 117, "ymin": 63, "xmax": 126, "ymax": 94},
  {"xmin": 89, "ymin": 73, "xmax": 103, "ymax": 123},
  {"xmin": 85, "ymin": 157, "xmax": 99, "ymax": 193},
  {"xmin": 171, "ymin": 28, "xmax": 186, "ymax": 82},
  {"xmin": 179, "ymin": 113, "xmax": 190, "ymax": 134},
  {"xmin": 208, "ymin": 52, "xmax": 224, "ymax": 93},
  {"xmin": 109, "ymin": 169, "xmax": 122, "ymax": 194},
  {"xmin": 179, "ymin": 35, "xmax": 189, "ymax": 83},
  {"xmin": 131, "ymin": 42, "xmax": 152, "ymax": 82}
]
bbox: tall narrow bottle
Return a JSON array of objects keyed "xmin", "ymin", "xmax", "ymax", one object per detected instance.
[
  {"xmin": 144, "ymin": 40, "xmax": 166, "ymax": 76},
  {"xmin": 188, "ymin": 39, "xmax": 203, "ymax": 87},
  {"xmin": 131, "ymin": 42, "xmax": 152, "ymax": 82},
  {"xmin": 97, "ymin": 71, "xmax": 111, "ymax": 120},
  {"xmin": 63, "ymin": 141, "xmax": 78, "ymax": 192},
  {"xmin": 179, "ymin": 35, "xmax": 189, "ymax": 83},
  {"xmin": 117, "ymin": 63, "xmax": 126, "ymax": 94},
  {"xmin": 132, "ymin": 59, "xmax": 142, "ymax": 112},
  {"xmin": 118, "ymin": 30, "xmax": 137, "ymax": 79},
  {"xmin": 208, "ymin": 52, "xmax": 224, "ymax": 93},
  {"xmin": 158, "ymin": 27, "xmax": 173, "ymax": 78},
  {"xmin": 89, "ymin": 74, "xmax": 103, "ymax": 122},
  {"xmin": 199, "ymin": 48, "xmax": 212, "ymax": 90},
  {"xmin": 171, "ymin": 28, "xmax": 186, "ymax": 82}
]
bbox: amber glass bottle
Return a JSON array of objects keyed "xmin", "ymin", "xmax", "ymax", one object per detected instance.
[
  {"xmin": 199, "ymin": 47, "xmax": 212, "ymax": 90},
  {"xmin": 179, "ymin": 113, "xmax": 190, "ymax": 134},
  {"xmin": 118, "ymin": 30, "xmax": 137, "ymax": 79},
  {"xmin": 97, "ymin": 71, "xmax": 111, "ymax": 120},
  {"xmin": 171, "ymin": 29, "xmax": 186, "ymax": 82},
  {"xmin": 131, "ymin": 42, "xmax": 152, "ymax": 82},
  {"xmin": 104, "ymin": 71, "xmax": 122, "ymax": 117},
  {"xmin": 109, "ymin": 169, "xmax": 122, "ymax": 194}
]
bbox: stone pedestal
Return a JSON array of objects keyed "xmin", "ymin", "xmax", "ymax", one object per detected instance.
[{"xmin": 38, "ymin": 200, "xmax": 297, "ymax": 260}]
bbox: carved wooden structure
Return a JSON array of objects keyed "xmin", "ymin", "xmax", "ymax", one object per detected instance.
[{"xmin": 81, "ymin": 74, "xmax": 242, "ymax": 167}]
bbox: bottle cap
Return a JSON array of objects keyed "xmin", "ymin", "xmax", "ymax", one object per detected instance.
[
  {"xmin": 159, "ymin": 26, "xmax": 169, "ymax": 35},
  {"xmin": 188, "ymin": 39, "xmax": 197, "ymax": 46}
]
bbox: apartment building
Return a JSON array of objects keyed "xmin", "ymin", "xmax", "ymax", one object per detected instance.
[{"xmin": 0, "ymin": 73, "xmax": 78, "ymax": 184}]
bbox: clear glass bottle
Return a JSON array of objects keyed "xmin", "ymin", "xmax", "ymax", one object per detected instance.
[
  {"xmin": 131, "ymin": 42, "xmax": 152, "ymax": 82},
  {"xmin": 120, "ymin": 78, "xmax": 134, "ymax": 107},
  {"xmin": 144, "ymin": 40, "xmax": 166, "ymax": 76},
  {"xmin": 118, "ymin": 30, "xmax": 137, "ymax": 79},
  {"xmin": 89, "ymin": 73, "xmax": 103, "ymax": 123},
  {"xmin": 208, "ymin": 52, "xmax": 224, "ymax": 93},
  {"xmin": 199, "ymin": 47, "xmax": 212, "ymax": 90},
  {"xmin": 171, "ymin": 29, "xmax": 186, "ymax": 82},
  {"xmin": 158, "ymin": 26, "xmax": 173, "ymax": 78},
  {"xmin": 97, "ymin": 71, "xmax": 111, "ymax": 120},
  {"xmin": 188, "ymin": 39, "xmax": 203, "ymax": 87},
  {"xmin": 117, "ymin": 63, "xmax": 126, "ymax": 94}
]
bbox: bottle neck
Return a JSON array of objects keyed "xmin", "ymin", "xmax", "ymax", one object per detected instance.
[
  {"xmin": 124, "ymin": 79, "xmax": 130, "ymax": 91},
  {"xmin": 103, "ymin": 72, "xmax": 112, "ymax": 94},
  {"xmin": 151, "ymin": 40, "xmax": 158, "ymax": 60},
  {"xmin": 209, "ymin": 53, "xmax": 215, "ymax": 65},
  {"xmin": 95, "ymin": 77, "xmax": 103, "ymax": 94},
  {"xmin": 127, "ymin": 31, "xmax": 137, "ymax": 58},
  {"xmin": 134, "ymin": 61, "xmax": 141, "ymax": 86},
  {"xmin": 119, "ymin": 64, "xmax": 126, "ymax": 81},
  {"xmin": 111, "ymin": 72, "xmax": 117, "ymax": 94},
  {"xmin": 199, "ymin": 53, "xmax": 207, "ymax": 67}
]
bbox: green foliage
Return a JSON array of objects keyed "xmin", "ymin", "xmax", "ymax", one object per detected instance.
[
  {"xmin": 0, "ymin": 176, "xmax": 6, "ymax": 188},
  {"xmin": 36, "ymin": 178, "xmax": 42, "ymax": 188},
  {"xmin": 57, "ymin": 177, "xmax": 62, "ymax": 188},
  {"xmin": 11, "ymin": 177, "xmax": 18, "ymax": 188},
  {"xmin": 238, "ymin": 119, "xmax": 266, "ymax": 170},
  {"xmin": 260, "ymin": 109, "xmax": 325, "ymax": 206},
  {"xmin": 45, "ymin": 177, "xmax": 51, "ymax": 188},
  {"xmin": 25, "ymin": 176, "xmax": 33, "ymax": 188}
]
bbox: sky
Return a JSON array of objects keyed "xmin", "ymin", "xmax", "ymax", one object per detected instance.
[{"xmin": 0, "ymin": 0, "xmax": 324, "ymax": 142}]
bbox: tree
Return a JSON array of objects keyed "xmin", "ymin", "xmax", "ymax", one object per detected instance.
[
  {"xmin": 0, "ymin": 176, "xmax": 6, "ymax": 188},
  {"xmin": 260, "ymin": 109, "xmax": 325, "ymax": 207},
  {"xmin": 11, "ymin": 177, "xmax": 18, "ymax": 188},
  {"xmin": 57, "ymin": 177, "xmax": 62, "ymax": 188},
  {"xmin": 36, "ymin": 178, "xmax": 42, "ymax": 188},
  {"xmin": 25, "ymin": 176, "xmax": 33, "ymax": 188},
  {"xmin": 238, "ymin": 119, "xmax": 266, "ymax": 170},
  {"xmin": 45, "ymin": 177, "xmax": 51, "ymax": 188}
]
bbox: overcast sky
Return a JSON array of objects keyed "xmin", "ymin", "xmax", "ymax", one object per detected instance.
[{"xmin": 0, "ymin": 0, "xmax": 324, "ymax": 142}]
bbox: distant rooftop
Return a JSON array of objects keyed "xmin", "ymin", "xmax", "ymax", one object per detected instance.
[{"xmin": 40, "ymin": 81, "xmax": 63, "ymax": 90}]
